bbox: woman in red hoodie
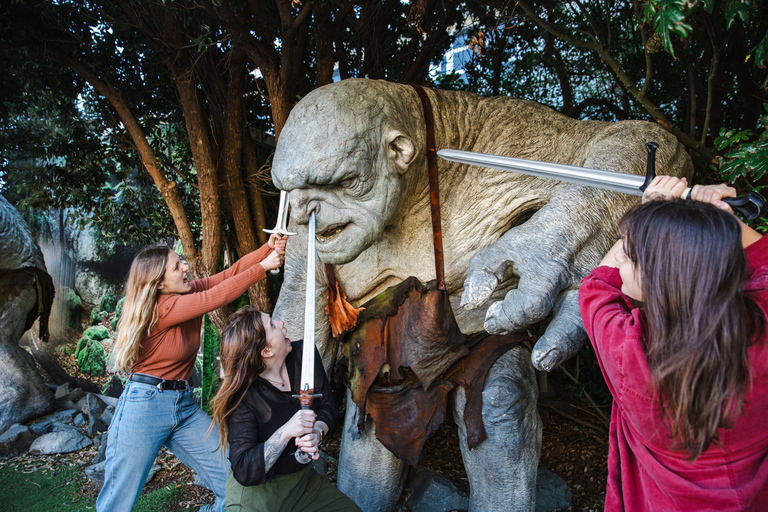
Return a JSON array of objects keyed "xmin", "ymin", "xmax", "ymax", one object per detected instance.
[{"xmin": 579, "ymin": 177, "xmax": 768, "ymax": 511}]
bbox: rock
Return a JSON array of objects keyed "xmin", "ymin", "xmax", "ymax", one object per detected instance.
[
  {"xmin": 85, "ymin": 461, "xmax": 159, "ymax": 488},
  {"xmin": 92, "ymin": 432, "xmax": 107, "ymax": 448},
  {"xmin": 54, "ymin": 382, "xmax": 72, "ymax": 399},
  {"xmin": 28, "ymin": 409, "xmax": 78, "ymax": 435},
  {"xmin": 101, "ymin": 375, "xmax": 124, "ymax": 399},
  {"xmin": 535, "ymin": 467, "xmax": 572, "ymax": 512},
  {"xmin": 86, "ymin": 394, "xmax": 107, "ymax": 435},
  {"xmin": 51, "ymin": 422, "xmax": 81, "ymax": 433},
  {"xmin": 73, "ymin": 413, "xmax": 86, "ymax": 426},
  {"xmin": 99, "ymin": 406, "xmax": 114, "ymax": 427},
  {"xmin": 29, "ymin": 429, "xmax": 91, "ymax": 454},
  {"xmin": 75, "ymin": 271, "xmax": 117, "ymax": 306},
  {"xmin": 94, "ymin": 393, "xmax": 118, "ymax": 408},
  {"xmin": 90, "ymin": 308, "xmax": 106, "ymax": 326},
  {"xmin": 406, "ymin": 466, "xmax": 469, "ymax": 512},
  {"xmin": 0, "ymin": 196, "xmax": 54, "ymax": 434},
  {"xmin": 61, "ymin": 387, "xmax": 85, "ymax": 404},
  {"xmin": 76, "ymin": 396, "xmax": 89, "ymax": 414},
  {"xmin": 82, "ymin": 325, "xmax": 110, "ymax": 342},
  {"xmin": 0, "ymin": 424, "xmax": 37, "ymax": 458},
  {"xmin": 64, "ymin": 287, "xmax": 83, "ymax": 331},
  {"xmin": 114, "ymin": 296, "xmax": 125, "ymax": 320},
  {"xmin": 75, "ymin": 337, "xmax": 106, "ymax": 376},
  {"xmin": 99, "ymin": 291, "xmax": 118, "ymax": 314},
  {"xmin": 0, "ymin": 343, "xmax": 54, "ymax": 435},
  {"xmin": 93, "ymin": 439, "xmax": 107, "ymax": 464}
]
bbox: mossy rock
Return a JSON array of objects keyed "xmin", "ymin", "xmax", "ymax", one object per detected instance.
[
  {"xmin": 90, "ymin": 308, "xmax": 106, "ymax": 325},
  {"xmin": 100, "ymin": 291, "xmax": 119, "ymax": 314},
  {"xmin": 115, "ymin": 296, "xmax": 125, "ymax": 319},
  {"xmin": 64, "ymin": 287, "xmax": 83, "ymax": 331},
  {"xmin": 111, "ymin": 296, "xmax": 126, "ymax": 331},
  {"xmin": 56, "ymin": 345, "xmax": 73, "ymax": 357},
  {"xmin": 76, "ymin": 337, "xmax": 107, "ymax": 376},
  {"xmin": 83, "ymin": 325, "xmax": 110, "ymax": 342}
]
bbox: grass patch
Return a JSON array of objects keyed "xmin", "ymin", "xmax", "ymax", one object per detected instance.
[{"xmin": 0, "ymin": 461, "xmax": 188, "ymax": 512}]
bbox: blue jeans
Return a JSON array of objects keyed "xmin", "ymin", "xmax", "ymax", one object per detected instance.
[{"xmin": 97, "ymin": 381, "xmax": 229, "ymax": 512}]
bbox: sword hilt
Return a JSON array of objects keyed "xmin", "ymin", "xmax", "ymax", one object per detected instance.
[
  {"xmin": 643, "ymin": 142, "xmax": 766, "ymax": 221},
  {"xmin": 292, "ymin": 386, "xmax": 322, "ymax": 464}
]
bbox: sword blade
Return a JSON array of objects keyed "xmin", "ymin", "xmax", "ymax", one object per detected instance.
[
  {"xmin": 437, "ymin": 149, "xmax": 645, "ymax": 196},
  {"xmin": 299, "ymin": 212, "xmax": 316, "ymax": 392}
]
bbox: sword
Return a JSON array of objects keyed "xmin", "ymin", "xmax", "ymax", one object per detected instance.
[
  {"xmin": 437, "ymin": 143, "xmax": 766, "ymax": 221},
  {"xmin": 263, "ymin": 190, "xmax": 297, "ymax": 275},
  {"xmin": 292, "ymin": 211, "xmax": 321, "ymax": 464}
]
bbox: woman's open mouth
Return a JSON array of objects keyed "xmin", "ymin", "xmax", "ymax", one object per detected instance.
[{"xmin": 316, "ymin": 222, "xmax": 349, "ymax": 243}]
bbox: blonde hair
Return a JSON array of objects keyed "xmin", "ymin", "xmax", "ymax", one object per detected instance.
[{"xmin": 112, "ymin": 246, "xmax": 171, "ymax": 372}]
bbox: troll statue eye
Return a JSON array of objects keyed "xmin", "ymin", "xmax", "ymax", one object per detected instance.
[{"xmin": 339, "ymin": 177, "xmax": 356, "ymax": 188}]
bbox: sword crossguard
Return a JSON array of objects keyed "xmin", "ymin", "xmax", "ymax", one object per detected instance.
[{"xmin": 263, "ymin": 190, "xmax": 297, "ymax": 274}]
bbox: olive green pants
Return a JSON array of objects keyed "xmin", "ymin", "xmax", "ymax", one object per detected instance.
[{"xmin": 224, "ymin": 465, "xmax": 362, "ymax": 512}]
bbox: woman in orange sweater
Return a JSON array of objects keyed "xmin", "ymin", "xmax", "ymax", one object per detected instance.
[{"xmin": 97, "ymin": 235, "xmax": 286, "ymax": 512}]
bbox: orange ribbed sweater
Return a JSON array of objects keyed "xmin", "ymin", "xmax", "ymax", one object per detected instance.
[{"xmin": 130, "ymin": 243, "xmax": 272, "ymax": 380}]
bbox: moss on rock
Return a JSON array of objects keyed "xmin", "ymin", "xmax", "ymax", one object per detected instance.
[
  {"xmin": 83, "ymin": 325, "xmax": 110, "ymax": 342},
  {"xmin": 76, "ymin": 337, "xmax": 107, "ymax": 376}
]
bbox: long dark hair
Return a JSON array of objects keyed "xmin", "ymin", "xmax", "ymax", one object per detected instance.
[
  {"xmin": 621, "ymin": 199, "xmax": 765, "ymax": 460},
  {"xmin": 209, "ymin": 306, "xmax": 268, "ymax": 450}
]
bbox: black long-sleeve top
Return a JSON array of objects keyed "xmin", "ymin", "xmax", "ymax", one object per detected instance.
[{"xmin": 227, "ymin": 340, "xmax": 338, "ymax": 486}]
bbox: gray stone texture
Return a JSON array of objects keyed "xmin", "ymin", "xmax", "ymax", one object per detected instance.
[
  {"xmin": 0, "ymin": 196, "xmax": 54, "ymax": 434},
  {"xmin": 0, "ymin": 424, "xmax": 37, "ymax": 458},
  {"xmin": 29, "ymin": 429, "xmax": 92, "ymax": 454}
]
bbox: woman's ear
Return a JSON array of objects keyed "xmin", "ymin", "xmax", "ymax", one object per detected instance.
[
  {"xmin": 157, "ymin": 282, "xmax": 165, "ymax": 291},
  {"xmin": 261, "ymin": 347, "xmax": 273, "ymax": 359}
]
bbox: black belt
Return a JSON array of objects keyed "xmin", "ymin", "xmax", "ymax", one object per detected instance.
[{"xmin": 129, "ymin": 373, "xmax": 192, "ymax": 391}]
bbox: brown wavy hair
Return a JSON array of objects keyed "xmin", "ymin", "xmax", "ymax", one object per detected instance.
[
  {"xmin": 113, "ymin": 246, "xmax": 171, "ymax": 372},
  {"xmin": 621, "ymin": 199, "xmax": 765, "ymax": 460},
  {"xmin": 209, "ymin": 306, "xmax": 268, "ymax": 451}
]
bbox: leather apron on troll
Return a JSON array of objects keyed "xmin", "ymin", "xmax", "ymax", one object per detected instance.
[{"xmin": 328, "ymin": 84, "xmax": 533, "ymax": 467}]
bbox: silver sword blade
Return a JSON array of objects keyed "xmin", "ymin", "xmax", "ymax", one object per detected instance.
[
  {"xmin": 299, "ymin": 212, "xmax": 316, "ymax": 392},
  {"xmin": 437, "ymin": 149, "xmax": 645, "ymax": 196}
]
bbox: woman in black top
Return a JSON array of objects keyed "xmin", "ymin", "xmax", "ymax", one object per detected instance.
[{"xmin": 210, "ymin": 306, "xmax": 361, "ymax": 512}]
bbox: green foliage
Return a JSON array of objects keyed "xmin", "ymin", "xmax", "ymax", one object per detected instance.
[
  {"xmin": 641, "ymin": 0, "xmax": 768, "ymax": 67},
  {"xmin": 75, "ymin": 337, "xmax": 107, "ymax": 376},
  {"xmin": 713, "ymin": 104, "xmax": 768, "ymax": 233},
  {"xmin": 202, "ymin": 314, "xmax": 222, "ymax": 414},
  {"xmin": 100, "ymin": 291, "xmax": 119, "ymax": 314},
  {"xmin": 82, "ymin": 325, "xmax": 110, "ymax": 342}
]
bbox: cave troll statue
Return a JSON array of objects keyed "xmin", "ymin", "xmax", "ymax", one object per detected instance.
[{"xmin": 271, "ymin": 79, "xmax": 692, "ymax": 512}]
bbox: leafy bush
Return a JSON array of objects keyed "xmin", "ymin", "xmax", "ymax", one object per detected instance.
[
  {"xmin": 713, "ymin": 103, "xmax": 768, "ymax": 233},
  {"xmin": 201, "ymin": 314, "xmax": 221, "ymax": 414}
]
